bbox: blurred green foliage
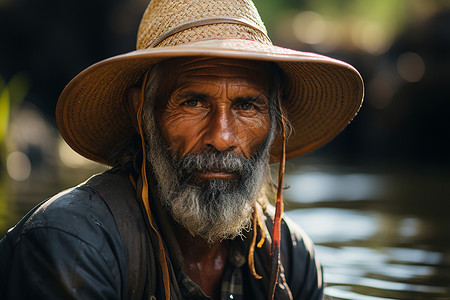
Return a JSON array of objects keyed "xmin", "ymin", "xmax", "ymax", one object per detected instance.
[
  {"xmin": 0, "ymin": 79, "xmax": 9, "ymax": 144},
  {"xmin": 256, "ymin": 0, "xmax": 450, "ymax": 41},
  {"xmin": 0, "ymin": 73, "xmax": 29, "ymax": 169},
  {"xmin": 0, "ymin": 78, "xmax": 9, "ymax": 169}
]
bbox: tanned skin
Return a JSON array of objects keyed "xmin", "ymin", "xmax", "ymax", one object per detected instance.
[{"xmin": 126, "ymin": 57, "xmax": 271, "ymax": 299}]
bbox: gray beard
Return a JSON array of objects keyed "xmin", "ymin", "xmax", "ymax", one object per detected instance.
[{"xmin": 142, "ymin": 106, "xmax": 273, "ymax": 243}]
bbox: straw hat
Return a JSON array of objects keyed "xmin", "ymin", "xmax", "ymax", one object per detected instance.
[{"xmin": 56, "ymin": 0, "xmax": 364, "ymax": 165}]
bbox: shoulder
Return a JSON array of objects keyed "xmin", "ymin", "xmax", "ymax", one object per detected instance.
[
  {"xmin": 21, "ymin": 174, "xmax": 118, "ymax": 245},
  {"xmin": 263, "ymin": 204, "xmax": 316, "ymax": 256},
  {"xmin": 21, "ymin": 170, "xmax": 133, "ymax": 234},
  {"xmin": 281, "ymin": 214, "xmax": 317, "ymax": 259},
  {"xmin": 1, "ymin": 171, "xmax": 134, "ymax": 299},
  {"xmin": 6, "ymin": 170, "xmax": 136, "ymax": 264},
  {"xmin": 263, "ymin": 205, "xmax": 324, "ymax": 299}
]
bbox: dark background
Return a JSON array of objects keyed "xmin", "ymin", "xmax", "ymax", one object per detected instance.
[
  {"xmin": 1, "ymin": 0, "xmax": 449, "ymax": 170},
  {"xmin": 1, "ymin": 1, "xmax": 450, "ymax": 297}
]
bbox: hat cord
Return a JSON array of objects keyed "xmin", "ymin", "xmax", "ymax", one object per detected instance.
[
  {"xmin": 248, "ymin": 203, "xmax": 265, "ymax": 280},
  {"xmin": 136, "ymin": 70, "xmax": 171, "ymax": 300},
  {"xmin": 247, "ymin": 90, "xmax": 287, "ymax": 299},
  {"xmin": 150, "ymin": 16, "xmax": 271, "ymax": 47},
  {"xmin": 268, "ymin": 93, "xmax": 287, "ymax": 300}
]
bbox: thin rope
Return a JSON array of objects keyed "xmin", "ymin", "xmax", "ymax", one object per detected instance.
[
  {"xmin": 268, "ymin": 94, "xmax": 287, "ymax": 300},
  {"xmin": 248, "ymin": 204, "xmax": 263, "ymax": 279},
  {"xmin": 257, "ymin": 214, "xmax": 266, "ymax": 248},
  {"xmin": 151, "ymin": 16, "xmax": 270, "ymax": 47},
  {"xmin": 136, "ymin": 71, "xmax": 171, "ymax": 300}
]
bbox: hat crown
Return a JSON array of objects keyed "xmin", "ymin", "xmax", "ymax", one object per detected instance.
[{"xmin": 137, "ymin": 0, "xmax": 271, "ymax": 49}]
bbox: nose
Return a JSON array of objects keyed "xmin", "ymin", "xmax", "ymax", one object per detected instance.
[{"xmin": 203, "ymin": 108, "xmax": 237, "ymax": 152}]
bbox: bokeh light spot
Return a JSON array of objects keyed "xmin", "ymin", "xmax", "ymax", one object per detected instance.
[
  {"xmin": 292, "ymin": 11, "xmax": 328, "ymax": 45},
  {"xmin": 58, "ymin": 139, "xmax": 94, "ymax": 168},
  {"xmin": 397, "ymin": 52, "xmax": 425, "ymax": 83},
  {"xmin": 352, "ymin": 20, "xmax": 392, "ymax": 55},
  {"xmin": 6, "ymin": 151, "xmax": 31, "ymax": 181}
]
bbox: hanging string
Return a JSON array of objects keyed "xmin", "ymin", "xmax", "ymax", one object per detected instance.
[
  {"xmin": 257, "ymin": 208, "xmax": 266, "ymax": 248},
  {"xmin": 268, "ymin": 93, "xmax": 287, "ymax": 300},
  {"xmin": 248, "ymin": 203, "xmax": 263, "ymax": 279},
  {"xmin": 136, "ymin": 70, "xmax": 171, "ymax": 300}
]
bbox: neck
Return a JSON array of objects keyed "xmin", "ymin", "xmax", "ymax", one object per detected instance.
[{"xmin": 172, "ymin": 220, "xmax": 229, "ymax": 300}]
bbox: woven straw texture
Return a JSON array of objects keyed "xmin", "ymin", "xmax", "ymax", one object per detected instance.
[
  {"xmin": 56, "ymin": 0, "xmax": 364, "ymax": 165},
  {"xmin": 137, "ymin": 0, "xmax": 270, "ymax": 48}
]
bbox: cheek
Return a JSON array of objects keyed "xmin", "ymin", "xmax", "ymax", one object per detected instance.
[
  {"xmin": 159, "ymin": 110, "xmax": 204, "ymax": 156},
  {"xmin": 235, "ymin": 114, "xmax": 271, "ymax": 155}
]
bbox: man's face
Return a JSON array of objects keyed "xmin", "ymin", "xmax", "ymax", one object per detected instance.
[
  {"xmin": 157, "ymin": 57, "xmax": 271, "ymax": 165},
  {"xmin": 142, "ymin": 57, "xmax": 274, "ymax": 243}
]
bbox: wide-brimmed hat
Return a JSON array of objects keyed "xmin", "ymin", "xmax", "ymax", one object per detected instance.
[{"xmin": 56, "ymin": 0, "xmax": 364, "ymax": 165}]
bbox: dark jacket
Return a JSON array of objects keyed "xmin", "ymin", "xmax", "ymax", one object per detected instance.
[{"xmin": 0, "ymin": 170, "xmax": 323, "ymax": 299}]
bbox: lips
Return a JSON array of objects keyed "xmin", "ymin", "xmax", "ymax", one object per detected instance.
[{"xmin": 196, "ymin": 169, "xmax": 236, "ymax": 179}]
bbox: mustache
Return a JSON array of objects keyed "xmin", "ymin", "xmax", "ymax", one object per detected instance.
[{"xmin": 175, "ymin": 150, "xmax": 257, "ymax": 184}]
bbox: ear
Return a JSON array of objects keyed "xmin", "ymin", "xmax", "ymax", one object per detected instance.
[{"xmin": 124, "ymin": 86, "xmax": 142, "ymax": 132}]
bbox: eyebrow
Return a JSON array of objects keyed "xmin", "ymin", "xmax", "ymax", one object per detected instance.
[
  {"xmin": 176, "ymin": 91, "xmax": 208, "ymax": 100},
  {"xmin": 235, "ymin": 96, "xmax": 268, "ymax": 105},
  {"xmin": 175, "ymin": 92, "xmax": 268, "ymax": 104}
]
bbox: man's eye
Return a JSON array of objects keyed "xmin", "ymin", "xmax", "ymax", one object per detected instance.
[
  {"xmin": 236, "ymin": 102, "xmax": 256, "ymax": 111},
  {"xmin": 183, "ymin": 99, "xmax": 200, "ymax": 107}
]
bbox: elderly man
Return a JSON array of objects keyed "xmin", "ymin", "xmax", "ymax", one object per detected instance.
[{"xmin": 0, "ymin": 0, "xmax": 363, "ymax": 299}]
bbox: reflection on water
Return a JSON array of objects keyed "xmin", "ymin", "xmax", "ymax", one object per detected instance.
[
  {"xmin": 284, "ymin": 166, "xmax": 450, "ymax": 299},
  {"xmin": 1, "ymin": 163, "xmax": 450, "ymax": 299},
  {"xmin": 284, "ymin": 172, "xmax": 384, "ymax": 203},
  {"xmin": 287, "ymin": 208, "xmax": 380, "ymax": 243}
]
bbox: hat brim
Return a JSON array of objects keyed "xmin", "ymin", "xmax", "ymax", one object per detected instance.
[{"xmin": 56, "ymin": 39, "xmax": 364, "ymax": 165}]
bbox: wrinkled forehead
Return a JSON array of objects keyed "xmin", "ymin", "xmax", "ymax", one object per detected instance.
[{"xmin": 156, "ymin": 57, "xmax": 272, "ymax": 99}]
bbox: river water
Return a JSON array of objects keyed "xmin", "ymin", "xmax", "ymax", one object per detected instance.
[
  {"xmin": 1, "ymin": 163, "xmax": 449, "ymax": 299},
  {"xmin": 284, "ymin": 163, "xmax": 450, "ymax": 299}
]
